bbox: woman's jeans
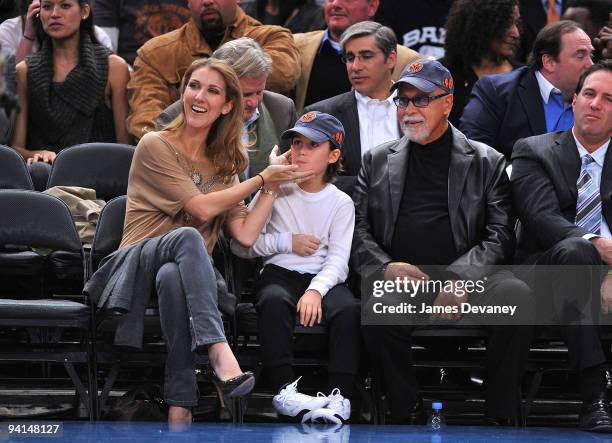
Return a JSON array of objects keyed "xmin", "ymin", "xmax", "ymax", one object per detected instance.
[{"xmin": 150, "ymin": 227, "xmax": 227, "ymax": 406}]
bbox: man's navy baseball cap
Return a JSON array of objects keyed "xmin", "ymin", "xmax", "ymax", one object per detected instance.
[
  {"xmin": 281, "ymin": 111, "xmax": 345, "ymax": 150},
  {"xmin": 391, "ymin": 59, "xmax": 455, "ymax": 94}
]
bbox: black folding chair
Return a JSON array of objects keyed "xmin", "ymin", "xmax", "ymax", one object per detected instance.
[
  {"xmin": 47, "ymin": 143, "xmax": 135, "ymax": 201},
  {"xmin": 44, "ymin": 142, "xmax": 135, "ymax": 297},
  {"xmin": 88, "ymin": 197, "xmax": 240, "ymax": 420},
  {"xmin": 0, "ymin": 190, "xmax": 97, "ymax": 419}
]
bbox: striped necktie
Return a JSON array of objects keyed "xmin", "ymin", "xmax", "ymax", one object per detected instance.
[
  {"xmin": 547, "ymin": 0, "xmax": 560, "ymax": 23},
  {"xmin": 575, "ymin": 154, "xmax": 602, "ymax": 234}
]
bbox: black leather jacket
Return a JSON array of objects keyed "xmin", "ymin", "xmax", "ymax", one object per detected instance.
[{"xmin": 351, "ymin": 124, "xmax": 516, "ymax": 282}]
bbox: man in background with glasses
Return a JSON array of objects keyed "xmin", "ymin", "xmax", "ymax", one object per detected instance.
[
  {"xmin": 305, "ymin": 21, "xmax": 416, "ymax": 195},
  {"xmin": 352, "ymin": 59, "xmax": 533, "ymax": 425},
  {"xmin": 292, "ymin": 0, "xmax": 418, "ymax": 115}
]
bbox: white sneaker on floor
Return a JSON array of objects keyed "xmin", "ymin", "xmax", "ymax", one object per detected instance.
[
  {"xmin": 273, "ymin": 377, "xmax": 330, "ymax": 422},
  {"xmin": 306, "ymin": 388, "xmax": 351, "ymax": 424}
]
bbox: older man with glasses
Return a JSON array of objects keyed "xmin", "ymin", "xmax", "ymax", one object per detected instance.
[{"xmin": 352, "ymin": 59, "xmax": 533, "ymax": 426}]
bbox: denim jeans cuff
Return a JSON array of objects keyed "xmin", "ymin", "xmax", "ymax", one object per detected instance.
[
  {"xmin": 192, "ymin": 336, "xmax": 227, "ymax": 353},
  {"xmin": 165, "ymin": 398, "xmax": 198, "ymax": 407}
]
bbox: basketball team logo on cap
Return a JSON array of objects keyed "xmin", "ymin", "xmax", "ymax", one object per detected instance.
[
  {"xmin": 443, "ymin": 77, "xmax": 454, "ymax": 90},
  {"xmin": 300, "ymin": 112, "xmax": 317, "ymax": 123},
  {"xmin": 335, "ymin": 131, "xmax": 344, "ymax": 145},
  {"xmin": 408, "ymin": 62, "xmax": 423, "ymax": 74}
]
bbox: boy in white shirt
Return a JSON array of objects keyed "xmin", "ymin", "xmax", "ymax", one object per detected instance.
[{"xmin": 231, "ymin": 112, "xmax": 360, "ymax": 424}]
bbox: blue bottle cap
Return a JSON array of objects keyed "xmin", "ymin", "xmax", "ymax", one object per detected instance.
[{"xmin": 432, "ymin": 402, "xmax": 443, "ymax": 410}]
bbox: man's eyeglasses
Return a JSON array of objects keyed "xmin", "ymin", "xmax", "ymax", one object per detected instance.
[
  {"xmin": 340, "ymin": 50, "xmax": 382, "ymax": 64},
  {"xmin": 393, "ymin": 93, "xmax": 450, "ymax": 109}
]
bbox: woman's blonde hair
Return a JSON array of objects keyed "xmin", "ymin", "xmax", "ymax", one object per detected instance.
[{"xmin": 164, "ymin": 58, "xmax": 247, "ymax": 178}]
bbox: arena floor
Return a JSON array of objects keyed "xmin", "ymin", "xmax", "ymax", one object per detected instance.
[{"xmin": 5, "ymin": 422, "xmax": 612, "ymax": 443}]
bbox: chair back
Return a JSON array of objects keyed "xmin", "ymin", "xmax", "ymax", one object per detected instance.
[
  {"xmin": 0, "ymin": 190, "xmax": 86, "ymax": 293},
  {"xmin": 89, "ymin": 195, "xmax": 127, "ymax": 275},
  {"xmin": 47, "ymin": 143, "xmax": 135, "ymax": 201},
  {"xmin": 0, "ymin": 190, "xmax": 83, "ymax": 253}
]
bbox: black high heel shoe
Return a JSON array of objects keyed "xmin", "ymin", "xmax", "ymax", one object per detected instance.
[
  {"xmin": 203, "ymin": 368, "xmax": 255, "ymax": 399},
  {"xmin": 203, "ymin": 369, "xmax": 255, "ymax": 422}
]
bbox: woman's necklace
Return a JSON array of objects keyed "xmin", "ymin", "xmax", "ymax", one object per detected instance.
[
  {"xmin": 179, "ymin": 155, "xmax": 219, "ymax": 225},
  {"xmin": 186, "ymin": 158, "xmax": 218, "ymax": 192},
  {"xmin": 171, "ymin": 145, "xmax": 218, "ymax": 192},
  {"xmin": 190, "ymin": 168, "xmax": 203, "ymax": 187},
  {"xmin": 182, "ymin": 155, "xmax": 219, "ymax": 193},
  {"xmin": 183, "ymin": 147, "xmax": 203, "ymax": 186}
]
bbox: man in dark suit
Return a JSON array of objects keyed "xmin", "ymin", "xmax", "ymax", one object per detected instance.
[
  {"xmin": 512, "ymin": 60, "xmax": 612, "ymax": 432},
  {"xmin": 305, "ymin": 21, "xmax": 402, "ymax": 195},
  {"xmin": 157, "ymin": 37, "xmax": 296, "ymax": 177},
  {"xmin": 460, "ymin": 20, "xmax": 594, "ymax": 159},
  {"xmin": 353, "ymin": 59, "xmax": 532, "ymax": 425}
]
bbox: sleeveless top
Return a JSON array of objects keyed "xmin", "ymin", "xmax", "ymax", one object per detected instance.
[{"xmin": 25, "ymin": 34, "xmax": 116, "ymax": 152}]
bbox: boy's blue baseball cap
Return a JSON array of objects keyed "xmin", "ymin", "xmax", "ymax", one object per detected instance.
[
  {"xmin": 281, "ymin": 111, "xmax": 345, "ymax": 150},
  {"xmin": 391, "ymin": 59, "xmax": 455, "ymax": 94}
]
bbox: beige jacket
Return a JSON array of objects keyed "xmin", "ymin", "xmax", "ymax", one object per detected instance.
[
  {"xmin": 44, "ymin": 186, "xmax": 105, "ymax": 249},
  {"xmin": 293, "ymin": 30, "xmax": 421, "ymax": 114},
  {"xmin": 126, "ymin": 8, "xmax": 300, "ymax": 140}
]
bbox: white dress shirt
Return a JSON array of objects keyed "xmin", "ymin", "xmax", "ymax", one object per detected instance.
[
  {"xmin": 355, "ymin": 89, "xmax": 400, "ymax": 156},
  {"xmin": 535, "ymin": 70, "xmax": 561, "ymax": 105}
]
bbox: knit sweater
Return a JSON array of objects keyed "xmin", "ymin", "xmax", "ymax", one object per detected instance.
[{"xmin": 25, "ymin": 34, "xmax": 116, "ymax": 152}]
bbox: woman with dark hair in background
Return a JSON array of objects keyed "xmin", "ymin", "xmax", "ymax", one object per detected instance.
[
  {"xmin": 10, "ymin": 0, "xmax": 130, "ymax": 190},
  {"xmin": 0, "ymin": 0, "xmax": 112, "ymax": 63},
  {"xmin": 441, "ymin": 0, "xmax": 522, "ymax": 125}
]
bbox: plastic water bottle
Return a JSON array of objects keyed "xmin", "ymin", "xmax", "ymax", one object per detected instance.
[{"xmin": 427, "ymin": 402, "xmax": 446, "ymax": 430}]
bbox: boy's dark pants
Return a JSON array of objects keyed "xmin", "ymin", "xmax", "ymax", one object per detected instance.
[{"xmin": 255, "ymin": 264, "xmax": 361, "ymax": 397}]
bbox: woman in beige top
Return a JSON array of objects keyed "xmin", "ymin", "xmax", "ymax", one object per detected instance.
[{"xmin": 85, "ymin": 57, "xmax": 312, "ymax": 426}]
